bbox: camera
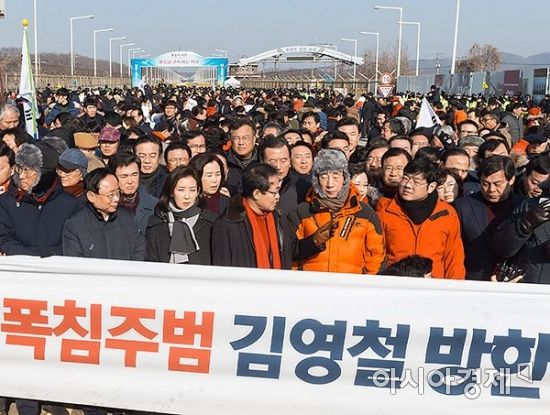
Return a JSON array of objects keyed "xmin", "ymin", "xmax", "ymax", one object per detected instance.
[{"xmin": 493, "ymin": 261, "xmax": 524, "ymax": 282}]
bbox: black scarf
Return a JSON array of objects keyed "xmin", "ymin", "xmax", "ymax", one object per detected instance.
[
  {"xmin": 167, "ymin": 201, "xmax": 202, "ymax": 260},
  {"xmin": 140, "ymin": 168, "xmax": 159, "ymax": 194},
  {"xmin": 398, "ymin": 191, "xmax": 438, "ymax": 225}
]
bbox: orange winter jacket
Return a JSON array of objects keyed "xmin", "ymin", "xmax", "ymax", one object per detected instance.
[
  {"xmin": 288, "ymin": 185, "xmax": 385, "ymax": 274},
  {"xmin": 376, "ymin": 196, "xmax": 466, "ymax": 279}
]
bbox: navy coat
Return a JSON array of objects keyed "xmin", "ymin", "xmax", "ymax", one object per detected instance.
[{"xmin": 0, "ymin": 182, "xmax": 81, "ymax": 256}]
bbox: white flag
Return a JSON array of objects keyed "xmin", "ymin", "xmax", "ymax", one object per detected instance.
[
  {"xmin": 18, "ymin": 24, "xmax": 38, "ymax": 139},
  {"xmin": 416, "ymin": 97, "xmax": 441, "ymax": 129}
]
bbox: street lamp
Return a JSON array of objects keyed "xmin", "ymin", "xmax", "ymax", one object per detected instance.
[
  {"xmin": 119, "ymin": 43, "xmax": 135, "ymax": 77},
  {"xmin": 374, "ymin": 5, "xmax": 403, "ymax": 77},
  {"xmin": 128, "ymin": 47, "xmax": 142, "ymax": 77},
  {"xmin": 93, "ymin": 28, "xmax": 114, "ymax": 77},
  {"xmin": 341, "ymin": 38, "xmax": 358, "ymax": 85},
  {"xmin": 398, "ymin": 21, "xmax": 421, "ymax": 76},
  {"xmin": 214, "ymin": 49, "xmax": 228, "ymax": 57},
  {"xmin": 451, "ymin": 0, "xmax": 461, "ymax": 74},
  {"xmin": 109, "ymin": 36, "xmax": 126, "ymax": 78},
  {"xmin": 360, "ymin": 31, "xmax": 379, "ymax": 89},
  {"xmin": 70, "ymin": 14, "xmax": 94, "ymax": 76}
]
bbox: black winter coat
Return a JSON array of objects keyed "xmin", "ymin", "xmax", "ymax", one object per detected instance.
[
  {"xmin": 0, "ymin": 182, "xmax": 81, "ymax": 256},
  {"xmin": 491, "ymin": 199, "xmax": 550, "ymax": 284},
  {"xmin": 225, "ymin": 149, "xmax": 258, "ymax": 196},
  {"xmin": 62, "ymin": 203, "xmax": 146, "ymax": 260},
  {"xmin": 211, "ymin": 195, "xmax": 320, "ymax": 269},
  {"xmin": 140, "ymin": 166, "xmax": 168, "ymax": 199},
  {"xmin": 145, "ymin": 208, "xmax": 215, "ymax": 265},
  {"xmin": 454, "ymin": 192, "xmax": 525, "ymax": 280}
]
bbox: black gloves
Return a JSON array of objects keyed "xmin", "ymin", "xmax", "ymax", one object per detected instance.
[{"xmin": 518, "ymin": 200, "xmax": 550, "ymax": 234}]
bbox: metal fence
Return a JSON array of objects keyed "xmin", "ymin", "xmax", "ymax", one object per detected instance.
[
  {"xmin": 240, "ymin": 77, "xmax": 379, "ymax": 95},
  {"xmin": 2, "ymin": 73, "xmax": 132, "ymax": 91},
  {"xmin": 397, "ymin": 68, "xmax": 550, "ymax": 102}
]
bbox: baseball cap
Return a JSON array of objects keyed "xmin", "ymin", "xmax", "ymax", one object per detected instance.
[{"xmin": 98, "ymin": 126, "xmax": 121, "ymax": 143}]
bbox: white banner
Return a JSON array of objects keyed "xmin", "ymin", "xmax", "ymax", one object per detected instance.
[
  {"xmin": 417, "ymin": 97, "xmax": 441, "ymax": 129},
  {"xmin": 18, "ymin": 24, "xmax": 38, "ymax": 140},
  {"xmin": 0, "ymin": 256, "xmax": 549, "ymax": 414}
]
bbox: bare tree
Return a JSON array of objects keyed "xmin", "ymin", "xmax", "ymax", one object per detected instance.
[
  {"xmin": 358, "ymin": 43, "xmax": 412, "ymax": 79},
  {"xmin": 456, "ymin": 43, "xmax": 501, "ymax": 72}
]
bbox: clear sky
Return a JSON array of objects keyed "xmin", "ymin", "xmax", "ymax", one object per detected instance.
[{"xmin": 0, "ymin": 0, "xmax": 548, "ymax": 63}]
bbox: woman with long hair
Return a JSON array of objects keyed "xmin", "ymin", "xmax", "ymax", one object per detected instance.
[
  {"xmin": 145, "ymin": 166, "xmax": 215, "ymax": 264},
  {"xmin": 189, "ymin": 152, "xmax": 229, "ymax": 217}
]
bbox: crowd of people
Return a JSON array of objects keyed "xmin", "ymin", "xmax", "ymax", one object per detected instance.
[
  {"xmin": 0, "ymin": 83, "xmax": 548, "ymax": 287},
  {"xmin": 0, "ymin": 81, "xmax": 550, "ymax": 415}
]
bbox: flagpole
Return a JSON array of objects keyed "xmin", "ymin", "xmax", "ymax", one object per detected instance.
[{"xmin": 19, "ymin": 18, "xmax": 38, "ymax": 139}]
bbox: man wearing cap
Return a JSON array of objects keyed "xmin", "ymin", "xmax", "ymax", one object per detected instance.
[
  {"xmin": 289, "ymin": 149, "xmax": 385, "ymax": 274},
  {"xmin": 524, "ymin": 132, "xmax": 549, "ymax": 159},
  {"xmin": 500, "ymin": 103, "xmax": 525, "ymax": 144},
  {"xmin": 459, "ymin": 135, "xmax": 485, "ymax": 169},
  {"xmin": 57, "ymin": 148, "xmax": 88, "ymax": 205},
  {"xmin": 98, "ymin": 126, "xmax": 121, "ymax": 165},
  {"xmin": 0, "ymin": 142, "xmax": 80, "ymax": 256},
  {"xmin": 74, "ymin": 132, "xmax": 106, "ymax": 172}
]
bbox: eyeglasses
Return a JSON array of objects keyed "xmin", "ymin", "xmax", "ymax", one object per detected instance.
[
  {"xmin": 167, "ymin": 158, "xmax": 188, "ymax": 166},
  {"xmin": 481, "ymin": 117, "xmax": 495, "ymax": 123},
  {"xmin": 401, "ymin": 175, "xmax": 428, "ymax": 187},
  {"xmin": 97, "ymin": 189, "xmax": 120, "ymax": 201},
  {"xmin": 15, "ymin": 166, "xmax": 38, "ymax": 176},
  {"xmin": 263, "ymin": 189, "xmax": 279, "ymax": 197},
  {"xmin": 188, "ymin": 144, "xmax": 207, "ymax": 150},
  {"xmin": 56, "ymin": 168, "xmax": 79, "ymax": 178}
]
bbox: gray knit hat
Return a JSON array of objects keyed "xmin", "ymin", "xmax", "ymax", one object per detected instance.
[
  {"xmin": 312, "ymin": 149, "xmax": 350, "ymax": 197},
  {"xmin": 459, "ymin": 135, "xmax": 485, "ymax": 148}
]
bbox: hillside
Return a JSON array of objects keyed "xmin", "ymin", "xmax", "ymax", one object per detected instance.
[{"xmin": 0, "ymin": 47, "xmax": 129, "ymax": 76}]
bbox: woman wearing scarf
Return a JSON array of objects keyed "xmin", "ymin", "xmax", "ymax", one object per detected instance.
[
  {"xmin": 145, "ymin": 166, "xmax": 215, "ymax": 264},
  {"xmin": 289, "ymin": 149, "xmax": 385, "ymax": 274},
  {"xmin": 189, "ymin": 153, "xmax": 229, "ymax": 217}
]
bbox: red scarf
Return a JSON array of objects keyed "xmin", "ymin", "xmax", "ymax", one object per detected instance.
[
  {"xmin": 242, "ymin": 198, "xmax": 282, "ymax": 269},
  {"xmin": 15, "ymin": 177, "xmax": 59, "ymax": 204}
]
